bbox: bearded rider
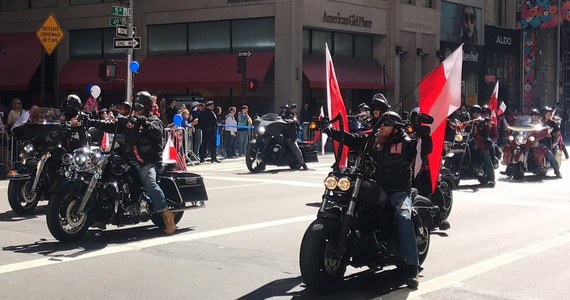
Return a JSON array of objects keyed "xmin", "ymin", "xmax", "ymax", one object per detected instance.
[{"xmin": 321, "ymin": 111, "xmax": 432, "ymax": 289}]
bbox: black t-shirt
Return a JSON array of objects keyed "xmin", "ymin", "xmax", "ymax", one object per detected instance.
[{"xmin": 198, "ymin": 109, "xmax": 218, "ymax": 132}]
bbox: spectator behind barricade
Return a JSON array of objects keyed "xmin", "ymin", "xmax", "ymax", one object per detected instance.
[
  {"xmin": 158, "ymin": 97, "xmax": 167, "ymax": 124},
  {"xmin": 165, "ymin": 98, "xmax": 177, "ymax": 126},
  {"xmin": 190, "ymin": 102, "xmax": 205, "ymax": 157},
  {"xmin": 180, "ymin": 109, "xmax": 193, "ymax": 129},
  {"xmin": 7, "ymin": 98, "xmax": 24, "ymax": 129},
  {"xmin": 214, "ymin": 106, "xmax": 223, "ymax": 123},
  {"xmin": 199, "ymin": 101, "xmax": 220, "ymax": 163},
  {"xmin": 562, "ymin": 107, "xmax": 569, "ymax": 138},
  {"xmin": 13, "ymin": 105, "xmax": 38, "ymax": 130},
  {"xmin": 0, "ymin": 117, "xmax": 5, "ymax": 133},
  {"xmin": 237, "ymin": 105, "xmax": 252, "ymax": 156},
  {"xmin": 83, "ymin": 95, "xmax": 99, "ymax": 116},
  {"xmin": 224, "ymin": 107, "xmax": 237, "ymax": 158},
  {"xmin": 0, "ymin": 97, "xmax": 9, "ymax": 125}
]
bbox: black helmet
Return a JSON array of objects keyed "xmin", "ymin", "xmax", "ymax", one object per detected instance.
[
  {"xmin": 281, "ymin": 104, "xmax": 290, "ymax": 110},
  {"xmin": 134, "ymin": 91, "xmax": 153, "ymax": 112},
  {"xmin": 542, "ymin": 106, "xmax": 554, "ymax": 114},
  {"xmin": 358, "ymin": 102, "xmax": 370, "ymax": 111},
  {"xmin": 380, "ymin": 111, "xmax": 403, "ymax": 125},
  {"xmin": 369, "ymin": 93, "xmax": 391, "ymax": 112},
  {"xmin": 65, "ymin": 94, "xmax": 82, "ymax": 111},
  {"xmin": 470, "ymin": 105, "xmax": 482, "ymax": 113},
  {"xmin": 529, "ymin": 108, "xmax": 540, "ymax": 116}
]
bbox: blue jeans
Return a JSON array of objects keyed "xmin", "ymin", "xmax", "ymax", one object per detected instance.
[
  {"xmin": 137, "ymin": 163, "xmax": 167, "ymax": 213},
  {"xmin": 478, "ymin": 149, "xmax": 495, "ymax": 182},
  {"xmin": 237, "ymin": 130, "xmax": 249, "ymax": 155},
  {"xmin": 545, "ymin": 149, "xmax": 560, "ymax": 172},
  {"xmin": 389, "ymin": 191, "xmax": 418, "ymax": 266}
]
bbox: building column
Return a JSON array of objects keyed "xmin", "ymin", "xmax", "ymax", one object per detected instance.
[{"xmin": 274, "ymin": 0, "xmax": 303, "ymax": 111}]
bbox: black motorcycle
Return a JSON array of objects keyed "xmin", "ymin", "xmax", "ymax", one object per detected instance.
[
  {"xmin": 442, "ymin": 119, "xmax": 489, "ymax": 187},
  {"xmin": 299, "ymin": 115, "xmax": 434, "ymax": 294},
  {"xmin": 45, "ymin": 146, "xmax": 208, "ymax": 243},
  {"xmin": 7, "ymin": 108, "xmax": 72, "ymax": 215},
  {"xmin": 245, "ymin": 113, "xmax": 317, "ymax": 173}
]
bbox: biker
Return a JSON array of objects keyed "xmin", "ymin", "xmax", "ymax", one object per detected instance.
[
  {"xmin": 367, "ymin": 93, "xmax": 391, "ymax": 128},
  {"xmin": 62, "ymin": 94, "xmax": 91, "ymax": 148},
  {"xmin": 357, "ymin": 103, "xmax": 372, "ymax": 125},
  {"xmin": 124, "ymin": 91, "xmax": 176, "ymax": 235},
  {"xmin": 322, "ymin": 111, "xmax": 431, "ymax": 289},
  {"xmin": 468, "ymin": 105, "xmax": 496, "ymax": 187},
  {"xmin": 482, "ymin": 105, "xmax": 500, "ymax": 169},
  {"xmin": 540, "ymin": 106, "xmax": 562, "ymax": 178},
  {"xmin": 281, "ymin": 103, "xmax": 308, "ymax": 170}
]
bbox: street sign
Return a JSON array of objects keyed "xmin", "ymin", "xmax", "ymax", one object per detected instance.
[
  {"xmin": 113, "ymin": 37, "xmax": 141, "ymax": 49},
  {"xmin": 36, "ymin": 13, "xmax": 65, "ymax": 56},
  {"xmin": 238, "ymin": 50, "xmax": 253, "ymax": 58},
  {"xmin": 112, "ymin": 6, "xmax": 128, "ymax": 17},
  {"xmin": 108, "ymin": 17, "xmax": 126, "ymax": 26},
  {"xmin": 116, "ymin": 26, "xmax": 136, "ymax": 37}
]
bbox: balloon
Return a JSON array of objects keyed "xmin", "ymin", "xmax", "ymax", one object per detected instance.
[
  {"xmin": 90, "ymin": 85, "xmax": 101, "ymax": 99},
  {"xmin": 85, "ymin": 83, "xmax": 94, "ymax": 95},
  {"xmin": 173, "ymin": 114, "xmax": 183, "ymax": 127},
  {"xmin": 130, "ymin": 61, "xmax": 140, "ymax": 73}
]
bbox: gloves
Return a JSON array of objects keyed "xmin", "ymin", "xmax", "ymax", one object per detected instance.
[{"xmin": 136, "ymin": 116, "xmax": 148, "ymax": 126}]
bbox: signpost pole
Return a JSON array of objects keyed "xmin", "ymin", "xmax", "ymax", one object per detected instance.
[
  {"xmin": 126, "ymin": 0, "xmax": 134, "ymax": 103},
  {"xmin": 242, "ymin": 58, "xmax": 247, "ymax": 105}
]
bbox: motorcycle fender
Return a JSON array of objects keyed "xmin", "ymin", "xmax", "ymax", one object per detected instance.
[
  {"xmin": 512, "ymin": 151, "xmax": 524, "ymax": 163},
  {"xmin": 49, "ymin": 179, "xmax": 85, "ymax": 194},
  {"xmin": 316, "ymin": 208, "xmax": 342, "ymax": 221}
]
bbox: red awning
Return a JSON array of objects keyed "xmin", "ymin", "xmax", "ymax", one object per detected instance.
[
  {"xmin": 58, "ymin": 59, "xmax": 127, "ymax": 91},
  {"xmin": 303, "ymin": 55, "xmax": 395, "ymax": 90},
  {"xmin": 0, "ymin": 33, "xmax": 42, "ymax": 91},
  {"xmin": 136, "ymin": 53, "xmax": 274, "ymax": 90}
]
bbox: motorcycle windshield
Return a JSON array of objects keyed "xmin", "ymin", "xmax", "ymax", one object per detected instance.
[
  {"xmin": 508, "ymin": 116, "xmax": 546, "ymax": 132},
  {"xmin": 12, "ymin": 108, "xmax": 66, "ymax": 140}
]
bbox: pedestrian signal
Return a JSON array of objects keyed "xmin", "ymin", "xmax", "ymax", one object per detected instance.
[{"xmin": 247, "ymin": 79, "xmax": 258, "ymax": 91}]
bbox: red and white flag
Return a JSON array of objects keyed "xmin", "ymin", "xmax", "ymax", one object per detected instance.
[
  {"xmin": 325, "ymin": 43, "xmax": 349, "ymax": 168},
  {"xmin": 487, "ymin": 81, "xmax": 500, "ymax": 125},
  {"xmin": 499, "ymin": 101, "xmax": 507, "ymax": 115},
  {"xmin": 162, "ymin": 134, "xmax": 177, "ymax": 164},
  {"xmin": 100, "ymin": 132, "xmax": 110, "ymax": 152},
  {"xmin": 320, "ymin": 106, "xmax": 327, "ymax": 155},
  {"xmin": 419, "ymin": 44, "xmax": 463, "ymax": 193}
]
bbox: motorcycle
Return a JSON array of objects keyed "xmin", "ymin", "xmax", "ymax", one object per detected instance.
[
  {"xmin": 442, "ymin": 119, "xmax": 490, "ymax": 187},
  {"xmin": 246, "ymin": 113, "xmax": 318, "ymax": 173},
  {"xmin": 299, "ymin": 115, "xmax": 434, "ymax": 294},
  {"xmin": 45, "ymin": 146, "xmax": 208, "ymax": 243},
  {"xmin": 501, "ymin": 116, "xmax": 560, "ymax": 179},
  {"xmin": 7, "ymin": 108, "xmax": 73, "ymax": 215}
]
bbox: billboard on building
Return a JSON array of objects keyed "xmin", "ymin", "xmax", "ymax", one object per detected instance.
[{"xmin": 441, "ymin": 1, "xmax": 483, "ymax": 45}]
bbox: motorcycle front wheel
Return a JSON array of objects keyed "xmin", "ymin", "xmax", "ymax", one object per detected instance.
[
  {"xmin": 8, "ymin": 179, "xmax": 39, "ymax": 215},
  {"xmin": 245, "ymin": 144, "xmax": 266, "ymax": 173},
  {"xmin": 299, "ymin": 219, "xmax": 346, "ymax": 294},
  {"xmin": 46, "ymin": 191, "xmax": 91, "ymax": 243},
  {"xmin": 510, "ymin": 162, "xmax": 524, "ymax": 180}
]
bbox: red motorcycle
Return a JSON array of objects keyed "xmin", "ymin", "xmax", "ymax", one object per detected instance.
[{"xmin": 501, "ymin": 117, "xmax": 554, "ymax": 179}]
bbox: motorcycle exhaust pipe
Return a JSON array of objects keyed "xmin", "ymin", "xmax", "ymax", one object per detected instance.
[
  {"xmin": 31, "ymin": 152, "xmax": 51, "ymax": 192},
  {"xmin": 170, "ymin": 201, "xmax": 206, "ymax": 213}
]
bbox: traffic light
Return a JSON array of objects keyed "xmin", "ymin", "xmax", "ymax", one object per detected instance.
[
  {"xmin": 236, "ymin": 57, "xmax": 244, "ymax": 74},
  {"xmin": 247, "ymin": 79, "xmax": 258, "ymax": 91},
  {"xmin": 99, "ymin": 61, "xmax": 116, "ymax": 81}
]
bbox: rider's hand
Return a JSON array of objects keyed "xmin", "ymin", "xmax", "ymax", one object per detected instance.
[{"xmin": 136, "ymin": 116, "xmax": 148, "ymax": 126}]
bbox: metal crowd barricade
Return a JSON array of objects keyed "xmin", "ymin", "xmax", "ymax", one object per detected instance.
[
  {"xmin": 0, "ymin": 130, "xmax": 11, "ymax": 167},
  {"xmin": 216, "ymin": 124, "xmax": 254, "ymax": 158},
  {"xmin": 163, "ymin": 126, "xmax": 190, "ymax": 169}
]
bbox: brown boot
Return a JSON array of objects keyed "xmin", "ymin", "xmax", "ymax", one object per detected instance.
[{"xmin": 162, "ymin": 209, "xmax": 176, "ymax": 235}]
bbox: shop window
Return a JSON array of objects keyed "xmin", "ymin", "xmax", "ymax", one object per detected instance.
[
  {"xmin": 422, "ymin": 0, "xmax": 433, "ymax": 8},
  {"xmin": 311, "ymin": 30, "xmax": 333, "ymax": 55},
  {"xmin": 303, "ymin": 29, "xmax": 310, "ymax": 55},
  {"xmin": 401, "ymin": 0, "xmax": 414, "ymax": 4},
  {"xmin": 69, "ymin": 0, "xmax": 115, "ymax": 5},
  {"xmin": 189, "ymin": 21, "xmax": 230, "ymax": 55},
  {"xmin": 32, "ymin": 0, "xmax": 57, "ymax": 8},
  {"xmin": 354, "ymin": 35, "xmax": 373, "ymax": 59},
  {"xmin": 70, "ymin": 29, "xmax": 103, "ymax": 59},
  {"xmin": 334, "ymin": 32, "xmax": 352, "ymax": 57},
  {"xmin": 1, "ymin": 0, "xmax": 30, "ymax": 10},
  {"xmin": 232, "ymin": 18, "xmax": 275, "ymax": 52},
  {"xmin": 148, "ymin": 24, "xmax": 187, "ymax": 56}
]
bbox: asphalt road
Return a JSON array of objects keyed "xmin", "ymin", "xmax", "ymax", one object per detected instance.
[{"xmin": 1, "ymin": 151, "xmax": 569, "ymax": 300}]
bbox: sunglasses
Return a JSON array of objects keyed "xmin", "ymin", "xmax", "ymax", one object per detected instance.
[{"xmin": 464, "ymin": 12, "xmax": 476, "ymax": 23}]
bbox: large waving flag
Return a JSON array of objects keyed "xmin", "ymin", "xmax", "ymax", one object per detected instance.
[
  {"xmin": 419, "ymin": 44, "xmax": 463, "ymax": 193},
  {"xmin": 487, "ymin": 81, "xmax": 499, "ymax": 125},
  {"xmin": 325, "ymin": 43, "xmax": 349, "ymax": 168}
]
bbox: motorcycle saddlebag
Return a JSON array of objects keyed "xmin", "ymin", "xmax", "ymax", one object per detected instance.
[
  {"xmin": 159, "ymin": 171, "xmax": 208, "ymax": 203},
  {"xmin": 299, "ymin": 142, "xmax": 319, "ymax": 163}
]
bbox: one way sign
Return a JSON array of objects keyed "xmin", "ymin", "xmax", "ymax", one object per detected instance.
[{"xmin": 113, "ymin": 37, "xmax": 141, "ymax": 49}]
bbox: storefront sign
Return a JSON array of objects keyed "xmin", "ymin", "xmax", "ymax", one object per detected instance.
[
  {"xmin": 440, "ymin": 41, "xmax": 485, "ymax": 71},
  {"xmin": 321, "ymin": 11, "xmax": 372, "ymax": 28},
  {"xmin": 485, "ymin": 25, "xmax": 520, "ymax": 54},
  {"xmin": 403, "ymin": 19, "xmax": 435, "ymax": 34}
]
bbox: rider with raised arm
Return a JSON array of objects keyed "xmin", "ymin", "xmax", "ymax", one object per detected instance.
[{"xmin": 321, "ymin": 111, "xmax": 432, "ymax": 288}]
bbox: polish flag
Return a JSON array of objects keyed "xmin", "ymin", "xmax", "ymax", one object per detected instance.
[
  {"xmin": 487, "ymin": 81, "xmax": 500, "ymax": 125},
  {"xmin": 419, "ymin": 44, "xmax": 463, "ymax": 193},
  {"xmin": 325, "ymin": 43, "xmax": 349, "ymax": 168},
  {"xmin": 499, "ymin": 101, "xmax": 507, "ymax": 115},
  {"xmin": 100, "ymin": 132, "xmax": 110, "ymax": 152},
  {"xmin": 162, "ymin": 134, "xmax": 177, "ymax": 163},
  {"xmin": 320, "ymin": 106, "xmax": 327, "ymax": 155}
]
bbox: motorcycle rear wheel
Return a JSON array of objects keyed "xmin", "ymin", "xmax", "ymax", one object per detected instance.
[
  {"xmin": 416, "ymin": 223, "xmax": 430, "ymax": 266},
  {"xmin": 7, "ymin": 179, "xmax": 39, "ymax": 215},
  {"xmin": 46, "ymin": 192, "xmax": 91, "ymax": 243},
  {"xmin": 299, "ymin": 219, "xmax": 346, "ymax": 294},
  {"xmin": 246, "ymin": 144, "xmax": 266, "ymax": 173}
]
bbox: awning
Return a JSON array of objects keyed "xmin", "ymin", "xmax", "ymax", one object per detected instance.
[
  {"xmin": 0, "ymin": 33, "xmax": 42, "ymax": 91},
  {"xmin": 303, "ymin": 55, "xmax": 395, "ymax": 90},
  {"xmin": 136, "ymin": 53, "xmax": 274, "ymax": 90},
  {"xmin": 58, "ymin": 59, "xmax": 127, "ymax": 90}
]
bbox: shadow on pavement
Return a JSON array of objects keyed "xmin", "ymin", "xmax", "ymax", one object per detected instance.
[
  {"xmin": 2, "ymin": 225, "xmax": 194, "ymax": 258},
  {"xmin": 237, "ymin": 268, "xmax": 413, "ymax": 300},
  {"xmin": 0, "ymin": 205, "xmax": 47, "ymax": 222}
]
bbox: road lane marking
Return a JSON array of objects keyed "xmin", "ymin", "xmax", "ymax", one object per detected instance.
[
  {"xmin": 0, "ymin": 214, "xmax": 316, "ymax": 275},
  {"xmin": 207, "ymin": 182, "xmax": 273, "ymax": 190},
  {"xmin": 204, "ymin": 175, "xmax": 323, "ymax": 188},
  {"xmin": 384, "ymin": 231, "xmax": 570, "ymax": 299}
]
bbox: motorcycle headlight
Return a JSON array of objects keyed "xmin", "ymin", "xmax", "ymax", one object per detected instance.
[
  {"xmin": 515, "ymin": 135, "xmax": 527, "ymax": 145},
  {"xmin": 508, "ymin": 135, "xmax": 514, "ymax": 142},
  {"xmin": 72, "ymin": 148, "xmax": 92, "ymax": 170},
  {"xmin": 337, "ymin": 177, "xmax": 352, "ymax": 191},
  {"xmin": 90, "ymin": 152, "xmax": 103, "ymax": 167},
  {"xmin": 454, "ymin": 134, "xmax": 463, "ymax": 142},
  {"xmin": 258, "ymin": 126, "xmax": 266, "ymax": 135},
  {"xmin": 528, "ymin": 136, "xmax": 535, "ymax": 142},
  {"xmin": 324, "ymin": 176, "xmax": 338, "ymax": 190},
  {"xmin": 62, "ymin": 153, "xmax": 73, "ymax": 165},
  {"xmin": 23, "ymin": 142, "xmax": 34, "ymax": 154}
]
